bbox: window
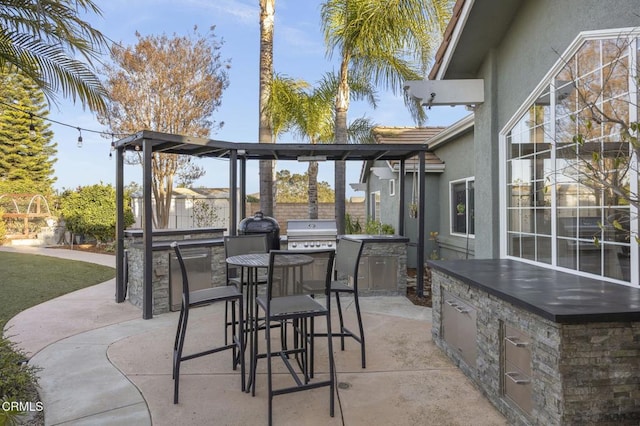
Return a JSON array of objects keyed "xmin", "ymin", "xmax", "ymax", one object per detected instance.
[
  {"xmin": 504, "ymin": 33, "xmax": 638, "ymax": 282},
  {"xmin": 389, "ymin": 179, "xmax": 396, "ymax": 196},
  {"xmin": 451, "ymin": 178, "xmax": 475, "ymax": 236},
  {"xmin": 370, "ymin": 191, "xmax": 380, "ymax": 221}
]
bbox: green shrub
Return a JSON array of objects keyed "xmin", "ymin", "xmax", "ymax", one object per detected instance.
[
  {"xmin": 364, "ymin": 219, "xmax": 394, "ymax": 235},
  {"xmin": 344, "ymin": 213, "xmax": 362, "ymax": 234},
  {"xmin": 58, "ymin": 183, "xmax": 135, "ymax": 243},
  {"xmin": 0, "ymin": 334, "xmax": 39, "ymax": 404}
]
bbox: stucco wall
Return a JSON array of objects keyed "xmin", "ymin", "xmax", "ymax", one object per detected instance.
[
  {"xmin": 432, "ymin": 129, "xmax": 476, "ymax": 260},
  {"xmin": 496, "ymin": 0, "xmax": 640, "ymax": 127},
  {"xmin": 470, "ymin": 0, "xmax": 640, "ymax": 259}
]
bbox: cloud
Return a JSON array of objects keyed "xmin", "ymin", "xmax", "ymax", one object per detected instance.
[
  {"xmin": 187, "ymin": 0, "xmax": 258, "ymax": 25},
  {"xmin": 278, "ymin": 25, "xmax": 324, "ymax": 54}
]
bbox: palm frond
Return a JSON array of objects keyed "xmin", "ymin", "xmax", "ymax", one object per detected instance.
[
  {"xmin": 0, "ymin": 0, "xmax": 108, "ymax": 112},
  {"xmin": 347, "ymin": 116, "xmax": 377, "ymax": 144}
]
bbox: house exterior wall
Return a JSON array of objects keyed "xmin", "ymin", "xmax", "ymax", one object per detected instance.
[
  {"xmin": 362, "ymin": 161, "xmax": 395, "ymax": 226},
  {"xmin": 404, "ymin": 172, "xmax": 441, "ymax": 268},
  {"xmin": 470, "ymin": 0, "xmax": 640, "ymax": 259},
  {"xmin": 495, "ymin": 0, "xmax": 638, "ymax": 128},
  {"xmin": 432, "ymin": 129, "xmax": 475, "ymax": 260}
]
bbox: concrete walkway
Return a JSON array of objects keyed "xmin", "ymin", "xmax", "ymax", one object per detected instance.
[{"xmin": 2, "ymin": 246, "xmax": 507, "ymax": 426}]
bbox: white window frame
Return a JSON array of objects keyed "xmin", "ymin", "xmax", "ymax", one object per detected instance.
[
  {"xmin": 389, "ymin": 179, "xmax": 396, "ymax": 196},
  {"xmin": 499, "ymin": 28, "xmax": 640, "ymax": 286},
  {"xmin": 370, "ymin": 191, "xmax": 380, "ymax": 221},
  {"xmin": 449, "ymin": 177, "xmax": 475, "ymax": 237}
]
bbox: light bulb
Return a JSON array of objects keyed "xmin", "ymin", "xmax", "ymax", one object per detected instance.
[{"xmin": 77, "ymin": 128, "xmax": 83, "ymax": 148}]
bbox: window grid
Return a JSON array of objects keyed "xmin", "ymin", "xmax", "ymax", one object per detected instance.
[
  {"xmin": 506, "ymin": 36, "xmax": 636, "ymax": 283},
  {"xmin": 450, "ymin": 178, "xmax": 475, "ymax": 237}
]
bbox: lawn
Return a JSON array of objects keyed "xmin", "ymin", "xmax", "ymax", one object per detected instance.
[{"xmin": 0, "ymin": 251, "xmax": 115, "ymax": 331}]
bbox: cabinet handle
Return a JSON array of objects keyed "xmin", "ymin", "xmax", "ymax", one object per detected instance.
[
  {"xmin": 505, "ymin": 371, "xmax": 530, "ymax": 384},
  {"xmin": 505, "ymin": 336, "xmax": 529, "ymax": 347},
  {"xmin": 445, "ymin": 300, "xmax": 458, "ymax": 307},
  {"xmin": 455, "ymin": 305, "xmax": 469, "ymax": 313}
]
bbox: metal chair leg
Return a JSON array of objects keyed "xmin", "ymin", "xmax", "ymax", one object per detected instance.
[
  {"xmin": 353, "ymin": 293, "xmax": 366, "ymax": 368},
  {"xmin": 173, "ymin": 306, "xmax": 189, "ymax": 404}
]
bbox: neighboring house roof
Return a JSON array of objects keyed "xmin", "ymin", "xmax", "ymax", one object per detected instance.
[
  {"xmin": 131, "ymin": 187, "xmax": 229, "ymax": 199},
  {"xmin": 359, "ymin": 127, "xmax": 447, "ymax": 183},
  {"xmin": 375, "ymin": 127, "xmax": 446, "ymax": 172},
  {"xmin": 429, "ymin": 0, "xmax": 523, "ymax": 80},
  {"xmin": 427, "ymin": 114, "xmax": 474, "ymax": 149},
  {"xmin": 187, "ymin": 188, "xmax": 230, "ymax": 198},
  {"xmin": 373, "ymin": 126, "xmax": 445, "ymax": 144}
]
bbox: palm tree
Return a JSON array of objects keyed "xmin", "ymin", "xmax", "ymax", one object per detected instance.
[
  {"xmin": 0, "ymin": 0, "xmax": 109, "ymax": 112},
  {"xmin": 292, "ymin": 82, "xmax": 334, "ymax": 219},
  {"xmin": 258, "ymin": 0, "xmax": 275, "ymax": 217},
  {"xmin": 263, "ymin": 73, "xmax": 308, "ymax": 205},
  {"xmin": 321, "ymin": 0, "xmax": 453, "ymax": 234},
  {"xmin": 265, "ymin": 71, "xmax": 377, "ymax": 219},
  {"xmin": 266, "ymin": 73, "xmax": 309, "ymax": 141}
]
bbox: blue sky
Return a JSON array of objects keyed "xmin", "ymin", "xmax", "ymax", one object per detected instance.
[{"xmin": 48, "ymin": 0, "xmax": 469, "ymax": 196}]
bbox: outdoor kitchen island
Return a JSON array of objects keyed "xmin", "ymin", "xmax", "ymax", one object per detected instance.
[
  {"xmin": 124, "ymin": 228, "xmax": 226, "ymax": 314},
  {"xmin": 428, "ymin": 259, "xmax": 640, "ymax": 426},
  {"xmin": 340, "ymin": 234, "xmax": 409, "ymax": 296}
]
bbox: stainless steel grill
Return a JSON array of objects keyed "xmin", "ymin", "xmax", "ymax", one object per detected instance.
[{"xmin": 286, "ymin": 219, "xmax": 338, "ymax": 250}]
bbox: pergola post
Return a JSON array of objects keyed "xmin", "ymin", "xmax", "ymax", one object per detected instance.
[
  {"xmin": 142, "ymin": 139, "xmax": 153, "ymax": 319},
  {"xmin": 115, "ymin": 144, "xmax": 125, "ymax": 303},
  {"xmin": 229, "ymin": 149, "xmax": 238, "ymax": 235},
  {"xmin": 239, "ymin": 156, "xmax": 246, "ymax": 221},
  {"xmin": 398, "ymin": 159, "xmax": 405, "ymax": 235},
  {"xmin": 417, "ymin": 151, "xmax": 426, "ymax": 297}
]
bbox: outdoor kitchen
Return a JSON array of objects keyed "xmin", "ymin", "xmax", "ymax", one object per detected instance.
[
  {"xmin": 123, "ymin": 212, "xmax": 410, "ymax": 315},
  {"xmin": 123, "ymin": 227, "xmax": 227, "ymax": 314},
  {"xmin": 428, "ymin": 259, "xmax": 640, "ymax": 425}
]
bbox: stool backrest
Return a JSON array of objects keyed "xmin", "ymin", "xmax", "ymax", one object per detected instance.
[
  {"xmin": 334, "ymin": 238, "xmax": 365, "ymax": 287},
  {"xmin": 224, "ymin": 234, "xmax": 269, "ymax": 280}
]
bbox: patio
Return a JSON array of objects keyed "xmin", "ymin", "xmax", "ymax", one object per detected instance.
[{"xmin": 4, "ymin": 247, "xmax": 507, "ymax": 425}]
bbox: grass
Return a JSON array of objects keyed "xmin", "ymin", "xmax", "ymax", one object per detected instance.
[
  {"xmin": 0, "ymin": 251, "xmax": 115, "ymax": 424},
  {"xmin": 0, "ymin": 251, "xmax": 115, "ymax": 331}
]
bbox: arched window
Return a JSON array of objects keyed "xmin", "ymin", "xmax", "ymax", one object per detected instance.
[{"xmin": 503, "ymin": 31, "xmax": 639, "ymax": 284}]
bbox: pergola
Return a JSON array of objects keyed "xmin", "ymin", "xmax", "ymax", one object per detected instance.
[{"xmin": 114, "ymin": 130, "xmax": 430, "ymax": 319}]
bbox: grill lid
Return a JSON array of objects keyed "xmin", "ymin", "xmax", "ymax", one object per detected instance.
[
  {"xmin": 239, "ymin": 211, "xmax": 280, "ymax": 232},
  {"xmin": 286, "ymin": 219, "xmax": 337, "ymax": 238}
]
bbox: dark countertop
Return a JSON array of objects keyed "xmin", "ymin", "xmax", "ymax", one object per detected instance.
[
  {"xmin": 124, "ymin": 228, "xmax": 225, "ymax": 237},
  {"xmin": 341, "ymin": 234, "xmax": 410, "ymax": 243},
  {"xmin": 427, "ymin": 259, "xmax": 640, "ymax": 324},
  {"xmin": 128, "ymin": 237, "xmax": 224, "ymax": 251}
]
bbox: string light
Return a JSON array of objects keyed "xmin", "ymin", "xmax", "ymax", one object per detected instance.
[
  {"xmin": 0, "ymin": 99, "xmax": 131, "ymax": 146},
  {"xmin": 76, "ymin": 127, "xmax": 83, "ymax": 148},
  {"xmin": 109, "ymin": 133, "xmax": 115, "ymax": 159}
]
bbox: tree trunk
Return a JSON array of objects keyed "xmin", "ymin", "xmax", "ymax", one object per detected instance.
[
  {"xmin": 308, "ymin": 160, "xmax": 319, "ymax": 219},
  {"xmin": 258, "ymin": 0, "xmax": 275, "ymax": 217},
  {"xmin": 334, "ymin": 52, "xmax": 350, "ymax": 234}
]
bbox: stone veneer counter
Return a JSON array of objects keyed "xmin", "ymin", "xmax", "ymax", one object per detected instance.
[
  {"xmin": 341, "ymin": 235, "xmax": 409, "ymax": 296},
  {"xmin": 124, "ymin": 228, "xmax": 226, "ymax": 314},
  {"xmin": 429, "ymin": 259, "xmax": 640, "ymax": 323},
  {"xmin": 427, "ymin": 259, "xmax": 640, "ymax": 426}
]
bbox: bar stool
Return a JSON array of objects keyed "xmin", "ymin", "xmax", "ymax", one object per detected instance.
[
  {"xmin": 253, "ymin": 249, "xmax": 336, "ymax": 426},
  {"xmin": 171, "ymin": 241, "xmax": 245, "ymax": 404}
]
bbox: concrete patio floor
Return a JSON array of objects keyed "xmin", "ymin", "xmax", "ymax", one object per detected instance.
[{"xmin": 2, "ymin": 246, "xmax": 507, "ymax": 426}]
